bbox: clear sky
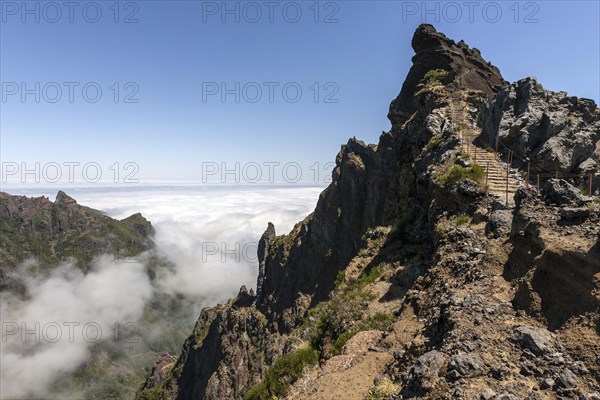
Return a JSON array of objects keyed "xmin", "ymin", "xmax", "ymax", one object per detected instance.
[{"xmin": 1, "ymin": 0, "xmax": 599, "ymax": 183}]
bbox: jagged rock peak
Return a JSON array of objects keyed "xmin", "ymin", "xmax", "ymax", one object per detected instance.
[
  {"xmin": 256, "ymin": 222, "xmax": 276, "ymax": 302},
  {"xmin": 55, "ymin": 190, "xmax": 77, "ymax": 206},
  {"xmin": 264, "ymin": 222, "xmax": 276, "ymax": 236},
  {"xmin": 389, "ymin": 24, "xmax": 507, "ymax": 124},
  {"xmin": 232, "ymin": 285, "xmax": 255, "ymax": 308},
  {"xmin": 139, "ymin": 353, "xmax": 177, "ymax": 392},
  {"xmin": 411, "ymin": 23, "xmax": 452, "ymax": 51},
  {"xmin": 121, "ymin": 212, "xmax": 155, "ymax": 236}
]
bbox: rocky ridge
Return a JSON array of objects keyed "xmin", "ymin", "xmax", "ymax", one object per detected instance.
[{"xmin": 136, "ymin": 25, "xmax": 600, "ymax": 400}]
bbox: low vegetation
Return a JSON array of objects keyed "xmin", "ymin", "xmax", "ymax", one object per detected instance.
[
  {"xmin": 455, "ymin": 215, "xmax": 470, "ymax": 225},
  {"xmin": 245, "ymin": 345, "xmax": 319, "ymax": 400},
  {"xmin": 415, "ymin": 69, "xmax": 449, "ymax": 95},
  {"xmin": 578, "ymin": 184, "xmax": 591, "ymax": 197},
  {"xmin": 424, "ymin": 135, "xmax": 443, "ymax": 152},
  {"xmin": 367, "ymin": 377, "xmax": 399, "ymax": 400},
  {"xmin": 423, "ymin": 69, "xmax": 449, "ymax": 86},
  {"xmin": 434, "ymin": 214, "xmax": 470, "ymax": 238},
  {"xmin": 245, "ymin": 229, "xmax": 398, "ymax": 399},
  {"xmin": 435, "ymin": 164, "xmax": 485, "ymax": 187}
]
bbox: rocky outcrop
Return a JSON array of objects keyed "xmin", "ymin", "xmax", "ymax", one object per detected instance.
[
  {"xmin": 122, "ymin": 212, "xmax": 155, "ymax": 236},
  {"xmin": 481, "ymin": 77, "xmax": 600, "ymax": 192},
  {"xmin": 256, "ymin": 135, "xmax": 396, "ymax": 333},
  {"xmin": 507, "ymin": 186, "xmax": 600, "ymax": 332},
  {"xmin": 141, "ymin": 353, "xmax": 178, "ymax": 391},
  {"xmin": 388, "ymin": 24, "xmax": 506, "ymax": 123},
  {"xmin": 136, "ymin": 300, "xmax": 289, "ymax": 400}
]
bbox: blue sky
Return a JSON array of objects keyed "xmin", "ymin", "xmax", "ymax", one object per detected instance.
[{"xmin": 1, "ymin": 0, "xmax": 599, "ymax": 183}]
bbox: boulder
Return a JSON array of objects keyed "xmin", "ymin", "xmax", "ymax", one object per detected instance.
[
  {"xmin": 448, "ymin": 352, "xmax": 486, "ymax": 377},
  {"xmin": 559, "ymin": 207, "xmax": 590, "ymax": 221},
  {"xmin": 514, "ymin": 325, "xmax": 554, "ymax": 355},
  {"xmin": 486, "ymin": 209, "xmax": 513, "ymax": 238},
  {"xmin": 456, "ymin": 179, "xmax": 485, "ymax": 199},
  {"xmin": 542, "ymin": 179, "xmax": 586, "ymax": 207},
  {"xmin": 557, "ymin": 368, "xmax": 579, "ymax": 389},
  {"xmin": 540, "ymin": 377, "xmax": 555, "ymax": 389},
  {"xmin": 479, "ymin": 387, "xmax": 497, "ymax": 400},
  {"xmin": 496, "ymin": 394, "xmax": 517, "ymax": 400},
  {"xmin": 412, "ymin": 350, "xmax": 448, "ymax": 385}
]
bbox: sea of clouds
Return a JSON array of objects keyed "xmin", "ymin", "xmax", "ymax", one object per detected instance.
[{"xmin": 0, "ymin": 184, "xmax": 323, "ymax": 398}]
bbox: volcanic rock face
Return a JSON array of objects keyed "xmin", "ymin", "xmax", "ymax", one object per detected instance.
[
  {"xmin": 256, "ymin": 136, "xmax": 394, "ymax": 333},
  {"xmin": 388, "ymin": 24, "xmax": 506, "ymax": 124},
  {"xmin": 481, "ymin": 77, "xmax": 600, "ymax": 190},
  {"xmin": 137, "ymin": 24, "xmax": 600, "ymax": 400}
]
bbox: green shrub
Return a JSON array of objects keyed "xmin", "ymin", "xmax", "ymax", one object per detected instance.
[
  {"xmin": 307, "ymin": 287, "xmax": 372, "ymax": 351},
  {"xmin": 578, "ymin": 184, "xmax": 591, "ymax": 197},
  {"xmin": 455, "ymin": 215, "xmax": 470, "ymax": 225},
  {"xmin": 329, "ymin": 312, "xmax": 394, "ymax": 357},
  {"xmin": 424, "ymin": 135, "xmax": 443, "ymax": 152},
  {"xmin": 354, "ymin": 265, "xmax": 385, "ymax": 288},
  {"xmin": 332, "ymin": 331, "xmax": 355, "ymax": 355},
  {"xmin": 245, "ymin": 346, "xmax": 319, "ymax": 400},
  {"xmin": 361, "ymin": 312, "xmax": 395, "ymax": 331},
  {"xmin": 388, "ymin": 207, "xmax": 418, "ymax": 242},
  {"xmin": 135, "ymin": 386, "xmax": 170, "ymax": 400},
  {"xmin": 434, "ymin": 220, "xmax": 450, "ymax": 238},
  {"xmin": 423, "ymin": 69, "xmax": 448, "ymax": 85},
  {"xmin": 436, "ymin": 164, "xmax": 485, "ymax": 187},
  {"xmin": 334, "ymin": 269, "xmax": 346, "ymax": 287}
]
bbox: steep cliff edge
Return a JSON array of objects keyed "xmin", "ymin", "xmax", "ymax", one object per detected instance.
[{"xmin": 137, "ymin": 25, "xmax": 600, "ymax": 400}]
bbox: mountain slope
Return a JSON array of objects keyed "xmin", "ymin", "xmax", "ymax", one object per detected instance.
[{"xmin": 0, "ymin": 190, "xmax": 154, "ymax": 293}]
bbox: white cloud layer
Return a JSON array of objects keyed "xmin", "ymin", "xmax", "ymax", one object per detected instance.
[
  {"xmin": 1, "ymin": 257, "xmax": 153, "ymax": 399},
  {"xmin": 0, "ymin": 185, "xmax": 322, "ymax": 398},
  {"xmin": 69, "ymin": 185, "xmax": 323, "ymax": 299}
]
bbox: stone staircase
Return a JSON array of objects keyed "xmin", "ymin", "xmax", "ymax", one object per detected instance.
[{"xmin": 449, "ymin": 96, "xmax": 523, "ymax": 206}]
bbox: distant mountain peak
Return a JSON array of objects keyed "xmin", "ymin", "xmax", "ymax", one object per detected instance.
[{"xmin": 55, "ymin": 190, "xmax": 77, "ymax": 206}]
